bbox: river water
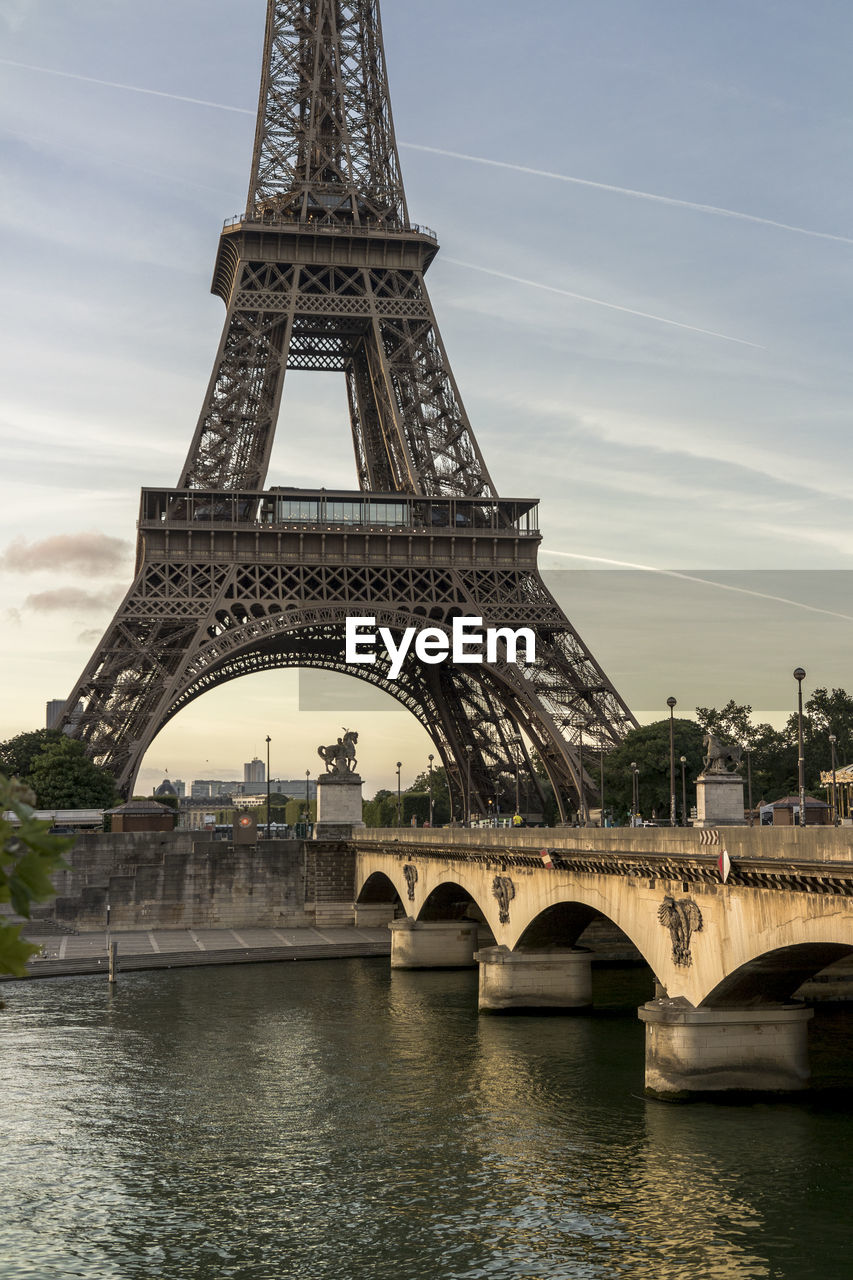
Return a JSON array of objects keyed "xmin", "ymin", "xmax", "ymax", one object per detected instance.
[{"xmin": 2, "ymin": 960, "xmax": 853, "ymax": 1280}]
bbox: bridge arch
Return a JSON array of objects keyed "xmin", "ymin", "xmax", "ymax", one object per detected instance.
[
  {"xmin": 700, "ymin": 942, "xmax": 853, "ymax": 1008},
  {"xmin": 86, "ymin": 596, "xmax": 583, "ymax": 813},
  {"xmin": 357, "ymin": 871, "xmax": 404, "ymax": 910},
  {"xmin": 515, "ymin": 902, "xmax": 621, "ymax": 952}
]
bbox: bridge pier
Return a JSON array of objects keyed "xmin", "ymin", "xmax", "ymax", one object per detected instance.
[
  {"xmin": 475, "ymin": 946, "xmax": 592, "ymax": 1012},
  {"xmin": 639, "ymin": 1000, "xmax": 813, "ymax": 1097},
  {"xmin": 389, "ymin": 918, "xmax": 478, "ymax": 968}
]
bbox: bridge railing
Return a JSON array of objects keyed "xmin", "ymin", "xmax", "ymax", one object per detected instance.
[{"xmin": 355, "ymin": 825, "xmax": 853, "ymax": 867}]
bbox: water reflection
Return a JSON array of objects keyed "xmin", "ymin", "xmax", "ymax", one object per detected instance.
[{"xmin": 1, "ymin": 963, "xmax": 852, "ymax": 1279}]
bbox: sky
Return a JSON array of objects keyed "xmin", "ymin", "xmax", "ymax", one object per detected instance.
[{"xmin": 1, "ymin": 0, "xmax": 852, "ymax": 794}]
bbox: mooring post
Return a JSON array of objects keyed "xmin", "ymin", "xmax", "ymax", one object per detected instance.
[{"xmin": 108, "ymin": 941, "xmax": 119, "ymax": 984}]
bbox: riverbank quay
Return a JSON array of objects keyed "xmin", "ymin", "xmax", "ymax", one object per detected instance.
[
  {"xmin": 24, "ymin": 831, "xmax": 357, "ymax": 933},
  {"xmin": 2, "ymin": 925, "xmax": 390, "ymax": 982}
]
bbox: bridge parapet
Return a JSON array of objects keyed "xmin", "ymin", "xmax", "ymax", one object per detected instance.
[{"xmin": 355, "ymin": 825, "xmax": 853, "ymax": 870}]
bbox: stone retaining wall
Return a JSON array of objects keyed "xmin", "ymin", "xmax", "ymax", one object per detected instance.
[{"xmin": 36, "ymin": 833, "xmax": 356, "ymax": 931}]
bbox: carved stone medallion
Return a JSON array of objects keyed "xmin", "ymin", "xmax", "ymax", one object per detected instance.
[
  {"xmin": 658, "ymin": 894, "xmax": 703, "ymax": 967},
  {"xmin": 491, "ymin": 875, "xmax": 516, "ymax": 925}
]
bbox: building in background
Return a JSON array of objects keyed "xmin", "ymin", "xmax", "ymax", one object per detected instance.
[
  {"xmin": 46, "ymin": 700, "xmax": 83, "ymax": 732},
  {"xmin": 278, "ymin": 779, "xmax": 318, "ymax": 801},
  {"xmin": 46, "ymin": 700, "xmax": 65, "ymax": 730},
  {"xmin": 244, "ymin": 758, "xmax": 265, "ymax": 783},
  {"xmin": 190, "ymin": 780, "xmax": 236, "ymax": 800}
]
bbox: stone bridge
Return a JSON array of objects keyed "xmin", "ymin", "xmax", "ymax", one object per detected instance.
[{"xmin": 353, "ymin": 826, "xmax": 853, "ymax": 1097}]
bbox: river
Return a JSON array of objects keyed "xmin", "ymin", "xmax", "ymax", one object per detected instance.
[{"xmin": 2, "ymin": 960, "xmax": 853, "ymax": 1279}]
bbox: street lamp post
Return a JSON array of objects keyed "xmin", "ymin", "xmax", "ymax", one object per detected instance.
[
  {"xmin": 829, "ymin": 733, "xmax": 839, "ymax": 826},
  {"xmin": 396, "ymin": 761, "xmax": 402, "ymax": 826},
  {"xmin": 465, "ymin": 745, "xmax": 473, "ymax": 827},
  {"xmin": 667, "ymin": 696, "xmax": 677, "ymax": 826},
  {"xmin": 511, "ymin": 733, "xmax": 521, "ymax": 819},
  {"xmin": 746, "ymin": 748, "xmax": 753, "ymax": 827},
  {"xmin": 630, "ymin": 762, "xmax": 638, "ymax": 826},
  {"xmin": 680, "ymin": 756, "xmax": 687, "ymax": 827},
  {"xmin": 265, "ymin": 735, "xmax": 271, "ymax": 839},
  {"xmin": 577, "ymin": 727, "xmax": 586, "ymax": 826},
  {"xmin": 428, "ymin": 753, "xmax": 434, "ymax": 827},
  {"xmin": 600, "ymin": 745, "xmax": 605, "ymax": 828},
  {"xmin": 794, "ymin": 667, "xmax": 806, "ymax": 828},
  {"xmin": 305, "ymin": 769, "xmax": 310, "ymax": 827}
]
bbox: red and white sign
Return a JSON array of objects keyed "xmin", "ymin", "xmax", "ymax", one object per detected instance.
[{"xmin": 540, "ymin": 848, "xmax": 554, "ymax": 869}]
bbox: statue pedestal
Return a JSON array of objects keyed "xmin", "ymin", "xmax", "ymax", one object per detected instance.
[
  {"xmin": 314, "ymin": 772, "xmax": 364, "ymax": 840},
  {"xmin": 695, "ymin": 772, "xmax": 746, "ymax": 828}
]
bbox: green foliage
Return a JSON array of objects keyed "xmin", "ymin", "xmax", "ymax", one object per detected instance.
[
  {"xmin": 789, "ymin": 687, "xmax": 853, "ymax": 789},
  {"xmin": 363, "ymin": 790, "xmax": 398, "ymax": 827},
  {"xmin": 145, "ymin": 794, "xmax": 179, "ymax": 812},
  {"xmin": 695, "ymin": 700, "xmax": 762, "ymax": 749},
  {"xmin": 0, "ymin": 775, "xmax": 73, "ymax": 977},
  {"xmin": 284, "ymin": 798, "xmax": 315, "ymax": 825},
  {"xmin": 695, "ymin": 700, "xmax": 800, "ymax": 802},
  {"xmin": 28, "ymin": 738, "xmax": 117, "ymax": 810},
  {"xmin": 602, "ymin": 719, "xmax": 706, "ymax": 824},
  {"xmin": 0, "ymin": 729, "xmax": 61, "ymax": 783},
  {"xmin": 406, "ymin": 766, "xmax": 453, "ymax": 824}
]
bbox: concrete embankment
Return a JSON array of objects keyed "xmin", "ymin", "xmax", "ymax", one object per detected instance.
[{"xmin": 3, "ymin": 925, "xmax": 391, "ymax": 982}]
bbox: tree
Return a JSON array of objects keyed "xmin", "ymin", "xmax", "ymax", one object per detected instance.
[
  {"xmin": 28, "ymin": 738, "xmax": 117, "ymax": 809},
  {"xmin": 280, "ymin": 797, "xmax": 315, "ymax": 825},
  {"xmin": 0, "ymin": 775, "xmax": 73, "ymax": 977},
  {"xmin": 363, "ymin": 790, "xmax": 399, "ymax": 827},
  {"xmin": 695, "ymin": 701, "xmax": 799, "ymax": 803},
  {"xmin": 602, "ymin": 719, "xmax": 705, "ymax": 824},
  {"xmin": 0, "ymin": 729, "xmax": 62, "ymax": 783},
  {"xmin": 406, "ymin": 765, "xmax": 453, "ymax": 824},
  {"xmin": 695, "ymin": 700, "xmax": 761, "ymax": 750},
  {"xmin": 787, "ymin": 687, "xmax": 853, "ymax": 790}
]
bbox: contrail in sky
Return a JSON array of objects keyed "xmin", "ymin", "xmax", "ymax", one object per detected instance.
[
  {"xmin": 403, "ymin": 143, "xmax": 853, "ymax": 248},
  {"xmin": 544, "ymin": 550, "xmax": 853, "ymax": 623},
  {"xmin": 444, "ymin": 259, "xmax": 765, "ymax": 348},
  {"xmin": 0, "ymin": 57, "xmax": 255, "ymax": 115},
  {"xmin": 2, "ymin": 57, "xmax": 849, "ymax": 249}
]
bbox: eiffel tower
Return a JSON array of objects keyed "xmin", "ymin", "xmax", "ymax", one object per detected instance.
[{"xmin": 60, "ymin": 0, "xmax": 637, "ymax": 818}]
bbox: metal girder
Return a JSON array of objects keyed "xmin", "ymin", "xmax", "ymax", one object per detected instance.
[
  {"xmin": 61, "ymin": 0, "xmax": 638, "ymax": 811},
  {"xmin": 247, "ymin": 0, "xmax": 407, "ymax": 226},
  {"xmin": 179, "ymin": 256, "xmax": 495, "ymax": 498}
]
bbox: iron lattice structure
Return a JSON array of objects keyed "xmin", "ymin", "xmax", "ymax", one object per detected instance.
[{"xmin": 60, "ymin": 0, "xmax": 637, "ymax": 817}]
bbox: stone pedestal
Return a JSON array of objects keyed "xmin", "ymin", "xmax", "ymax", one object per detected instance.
[
  {"xmin": 476, "ymin": 946, "xmax": 592, "ymax": 1011},
  {"xmin": 314, "ymin": 771, "xmax": 364, "ymax": 840},
  {"xmin": 389, "ymin": 918, "xmax": 478, "ymax": 968},
  {"xmin": 638, "ymin": 1000, "xmax": 813, "ymax": 1097},
  {"xmin": 694, "ymin": 771, "xmax": 746, "ymax": 827}
]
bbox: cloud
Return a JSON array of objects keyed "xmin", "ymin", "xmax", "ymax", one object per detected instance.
[
  {"xmin": 24, "ymin": 586, "xmax": 123, "ymax": 613},
  {"xmin": 76, "ymin": 628, "xmax": 105, "ymax": 645},
  {"xmin": 0, "ymin": 1, "xmax": 33, "ymax": 32},
  {"xmin": 1, "ymin": 531, "xmax": 131, "ymax": 576}
]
